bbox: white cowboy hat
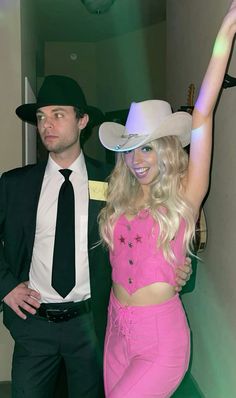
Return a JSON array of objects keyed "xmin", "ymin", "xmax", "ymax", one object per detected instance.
[{"xmin": 99, "ymin": 100, "xmax": 192, "ymax": 152}]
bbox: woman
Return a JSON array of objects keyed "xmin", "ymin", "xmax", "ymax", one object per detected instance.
[{"xmin": 98, "ymin": 2, "xmax": 236, "ymax": 397}]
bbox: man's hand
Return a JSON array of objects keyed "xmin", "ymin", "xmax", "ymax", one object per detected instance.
[
  {"xmin": 175, "ymin": 257, "xmax": 192, "ymax": 293},
  {"xmin": 3, "ymin": 282, "xmax": 41, "ymax": 320}
]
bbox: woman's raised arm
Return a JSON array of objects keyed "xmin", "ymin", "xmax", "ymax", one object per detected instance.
[{"xmin": 185, "ymin": 0, "xmax": 236, "ymax": 215}]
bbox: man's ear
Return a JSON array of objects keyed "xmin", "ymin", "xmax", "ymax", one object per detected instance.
[{"xmin": 78, "ymin": 113, "xmax": 89, "ymax": 130}]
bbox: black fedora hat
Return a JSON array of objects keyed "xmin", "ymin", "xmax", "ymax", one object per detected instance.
[{"xmin": 15, "ymin": 75, "xmax": 104, "ymax": 126}]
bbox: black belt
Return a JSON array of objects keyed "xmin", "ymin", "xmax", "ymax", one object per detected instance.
[{"xmin": 36, "ymin": 299, "xmax": 91, "ymax": 323}]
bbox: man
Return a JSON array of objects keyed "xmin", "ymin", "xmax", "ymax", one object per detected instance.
[{"xmin": 0, "ymin": 75, "xmax": 191, "ymax": 398}]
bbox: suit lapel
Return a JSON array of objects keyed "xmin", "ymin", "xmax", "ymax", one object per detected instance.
[
  {"xmin": 86, "ymin": 158, "xmax": 100, "ymax": 239},
  {"xmin": 85, "ymin": 157, "xmax": 107, "ymax": 247},
  {"xmin": 23, "ymin": 162, "xmax": 46, "ymax": 255}
]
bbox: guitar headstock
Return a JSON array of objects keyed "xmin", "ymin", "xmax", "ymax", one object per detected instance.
[{"xmin": 179, "ymin": 83, "xmax": 195, "ymax": 115}]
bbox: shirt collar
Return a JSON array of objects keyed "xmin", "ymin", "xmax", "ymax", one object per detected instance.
[{"xmin": 45, "ymin": 152, "xmax": 87, "ymax": 180}]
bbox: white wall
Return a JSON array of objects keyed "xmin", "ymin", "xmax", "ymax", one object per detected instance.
[{"xmin": 167, "ymin": 1, "xmax": 236, "ymax": 397}]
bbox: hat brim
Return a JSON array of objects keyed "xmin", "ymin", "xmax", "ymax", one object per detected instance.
[
  {"xmin": 15, "ymin": 103, "xmax": 104, "ymax": 127},
  {"xmin": 99, "ymin": 111, "xmax": 192, "ymax": 151}
]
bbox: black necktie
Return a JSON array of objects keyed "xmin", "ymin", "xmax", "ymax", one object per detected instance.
[{"xmin": 52, "ymin": 169, "xmax": 75, "ymax": 298}]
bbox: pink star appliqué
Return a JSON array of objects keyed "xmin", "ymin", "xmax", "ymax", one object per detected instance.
[
  {"xmin": 135, "ymin": 235, "xmax": 142, "ymax": 243},
  {"xmin": 119, "ymin": 235, "xmax": 126, "ymax": 244}
]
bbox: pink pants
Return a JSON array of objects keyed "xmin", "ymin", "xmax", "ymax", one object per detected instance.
[{"xmin": 104, "ymin": 291, "xmax": 190, "ymax": 398}]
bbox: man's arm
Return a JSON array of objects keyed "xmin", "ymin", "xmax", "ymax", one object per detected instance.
[{"xmin": 0, "ymin": 172, "xmax": 41, "ymax": 319}]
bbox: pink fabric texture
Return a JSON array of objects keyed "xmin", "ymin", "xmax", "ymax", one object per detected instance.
[
  {"xmin": 110, "ymin": 210, "xmax": 186, "ymax": 294},
  {"xmin": 104, "ymin": 291, "xmax": 190, "ymax": 398}
]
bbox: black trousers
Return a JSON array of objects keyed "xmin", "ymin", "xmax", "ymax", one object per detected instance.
[{"xmin": 10, "ymin": 311, "xmax": 104, "ymax": 398}]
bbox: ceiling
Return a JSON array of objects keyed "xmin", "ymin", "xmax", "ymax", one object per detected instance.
[{"xmin": 34, "ymin": 0, "xmax": 166, "ymax": 43}]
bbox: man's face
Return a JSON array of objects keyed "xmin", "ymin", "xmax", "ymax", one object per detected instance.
[{"xmin": 36, "ymin": 105, "xmax": 88, "ymax": 156}]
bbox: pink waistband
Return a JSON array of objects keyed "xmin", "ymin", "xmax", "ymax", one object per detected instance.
[{"xmin": 110, "ymin": 289, "xmax": 181, "ymax": 316}]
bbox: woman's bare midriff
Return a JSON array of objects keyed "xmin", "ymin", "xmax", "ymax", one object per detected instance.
[{"xmin": 112, "ymin": 282, "xmax": 176, "ymax": 306}]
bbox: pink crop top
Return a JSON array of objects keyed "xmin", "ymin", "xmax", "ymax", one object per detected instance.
[{"xmin": 109, "ymin": 210, "xmax": 186, "ymax": 294}]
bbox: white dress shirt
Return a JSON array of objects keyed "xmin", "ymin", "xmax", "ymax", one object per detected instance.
[{"xmin": 29, "ymin": 152, "xmax": 90, "ymax": 303}]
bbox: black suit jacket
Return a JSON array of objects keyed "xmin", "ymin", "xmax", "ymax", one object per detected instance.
[{"xmin": 0, "ymin": 155, "xmax": 112, "ymax": 351}]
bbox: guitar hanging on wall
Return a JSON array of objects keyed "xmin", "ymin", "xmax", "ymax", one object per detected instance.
[{"xmin": 179, "ymin": 84, "xmax": 208, "ymax": 253}]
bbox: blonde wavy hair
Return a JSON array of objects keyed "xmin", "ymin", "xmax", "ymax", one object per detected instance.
[{"xmin": 99, "ymin": 136, "xmax": 196, "ymax": 263}]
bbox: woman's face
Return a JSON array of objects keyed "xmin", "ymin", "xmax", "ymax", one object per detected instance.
[{"xmin": 124, "ymin": 143, "xmax": 158, "ymax": 192}]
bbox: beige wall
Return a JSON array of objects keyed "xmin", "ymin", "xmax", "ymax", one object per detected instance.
[
  {"xmin": 0, "ymin": 0, "xmax": 21, "ymax": 382},
  {"xmin": 0, "ymin": 0, "xmax": 40, "ymax": 382},
  {"xmin": 44, "ymin": 22, "xmax": 166, "ymax": 115},
  {"xmin": 0, "ymin": 0, "xmax": 38, "ymax": 172},
  {"xmin": 0, "ymin": 0, "xmax": 22, "ymax": 172},
  {"xmin": 167, "ymin": 0, "xmax": 236, "ymax": 397},
  {"xmin": 20, "ymin": 0, "xmax": 39, "ymax": 94},
  {"xmin": 0, "ymin": 313, "xmax": 13, "ymax": 381}
]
